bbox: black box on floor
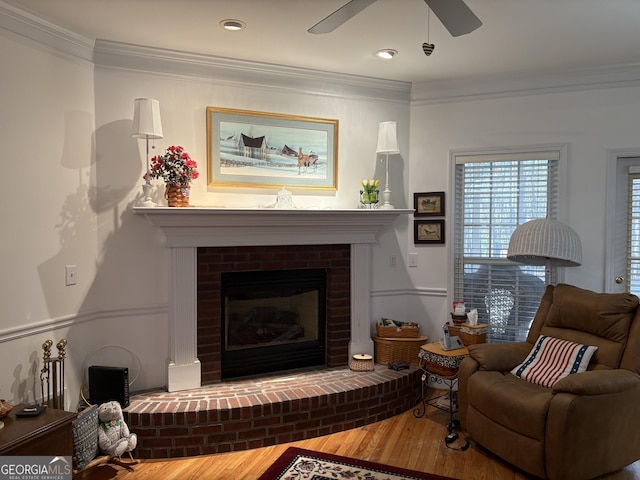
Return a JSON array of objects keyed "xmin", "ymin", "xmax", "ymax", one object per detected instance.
[{"xmin": 88, "ymin": 365, "xmax": 130, "ymax": 408}]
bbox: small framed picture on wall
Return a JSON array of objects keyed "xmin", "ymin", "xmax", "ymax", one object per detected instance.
[
  {"xmin": 414, "ymin": 191, "xmax": 445, "ymax": 217},
  {"xmin": 414, "ymin": 219, "xmax": 445, "ymax": 244}
]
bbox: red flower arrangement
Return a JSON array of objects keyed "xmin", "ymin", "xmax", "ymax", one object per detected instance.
[{"xmin": 145, "ymin": 145, "xmax": 199, "ymax": 186}]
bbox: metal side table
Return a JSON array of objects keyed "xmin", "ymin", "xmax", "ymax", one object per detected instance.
[{"xmin": 413, "ymin": 342, "xmax": 469, "ymax": 432}]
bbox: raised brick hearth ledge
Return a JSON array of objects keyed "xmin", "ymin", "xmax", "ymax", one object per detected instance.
[{"xmin": 124, "ymin": 365, "xmax": 421, "ymax": 458}]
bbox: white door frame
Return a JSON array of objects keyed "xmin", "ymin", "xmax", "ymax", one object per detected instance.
[{"xmin": 605, "ymin": 148, "xmax": 640, "ymax": 293}]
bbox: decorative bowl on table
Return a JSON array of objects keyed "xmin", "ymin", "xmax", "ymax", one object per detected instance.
[{"xmin": 0, "ymin": 399, "xmax": 13, "ymax": 418}]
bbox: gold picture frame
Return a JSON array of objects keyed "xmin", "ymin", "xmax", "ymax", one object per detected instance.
[{"xmin": 206, "ymin": 106, "xmax": 338, "ymax": 190}]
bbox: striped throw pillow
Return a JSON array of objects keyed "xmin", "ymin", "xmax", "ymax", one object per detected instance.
[{"xmin": 511, "ymin": 335, "xmax": 597, "ymax": 388}]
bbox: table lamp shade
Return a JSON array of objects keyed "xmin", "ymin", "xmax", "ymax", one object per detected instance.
[
  {"xmin": 507, "ymin": 218, "xmax": 582, "ymax": 267},
  {"xmin": 376, "ymin": 121, "xmax": 400, "ymax": 154},
  {"xmin": 132, "ymin": 98, "xmax": 163, "ymax": 139}
]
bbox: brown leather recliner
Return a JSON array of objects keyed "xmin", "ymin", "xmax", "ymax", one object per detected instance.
[{"xmin": 458, "ymin": 283, "xmax": 640, "ymax": 480}]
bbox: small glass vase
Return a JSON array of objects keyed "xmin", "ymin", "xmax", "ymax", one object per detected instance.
[{"xmin": 360, "ymin": 189, "xmax": 379, "ymax": 209}]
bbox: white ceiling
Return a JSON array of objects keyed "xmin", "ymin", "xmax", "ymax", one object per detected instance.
[{"xmin": 6, "ymin": 0, "xmax": 640, "ymax": 84}]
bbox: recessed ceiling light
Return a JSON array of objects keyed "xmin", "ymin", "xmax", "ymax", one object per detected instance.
[
  {"xmin": 376, "ymin": 49, "xmax": 398, "ymax": 60},
  {"xmin": 220, "ymin": 19, "xmax": 245, "ymax": 31}
]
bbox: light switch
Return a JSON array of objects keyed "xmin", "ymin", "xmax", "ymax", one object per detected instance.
[{"xmin": 65, "ymin": 265, "xmax": 77, "ymax": 286}]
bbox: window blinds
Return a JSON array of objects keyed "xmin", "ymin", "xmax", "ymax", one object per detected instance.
[
  {"xmin": 627, "ymin": 172, "xmax": 640, "ymax": 296},
  {"xmin": 454, "ymin": 150, "xmax": 559, "ymax": 342}
]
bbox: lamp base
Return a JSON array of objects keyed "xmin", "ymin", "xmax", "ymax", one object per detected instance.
[
  {"xmin": 138, "ymin": 183, "xmax": 157, "ymax": 207},
  {"xmin": 138, "ymin": 198, "xmax": 158, "ymax": 208},
  {"xmin": 379, "ymin": 188, "xmax": 394, "ymax": 209}
]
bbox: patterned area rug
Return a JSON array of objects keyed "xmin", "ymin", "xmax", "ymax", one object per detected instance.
[{"xmin": 258, "ymin": 447, "xmax": 456, "ymax": 480}]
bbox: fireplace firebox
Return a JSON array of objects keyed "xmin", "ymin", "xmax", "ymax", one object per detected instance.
[{"xmin": 221, "ymin": 268, "xmax": 326, "ymax": 379}]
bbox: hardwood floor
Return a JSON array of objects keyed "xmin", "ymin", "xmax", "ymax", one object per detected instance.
[{"xmin": 76, "ymin": 405, "xmax": 640, "ymax": 480}]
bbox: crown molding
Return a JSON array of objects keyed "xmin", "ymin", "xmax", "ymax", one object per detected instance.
[
  {"xmin": 411, "ymin": 63, "xmax": 640, "ymax": 104},
  {"xmin": 0, "ymin": 1, "xmax": 410, "ymax": 102},
  {"xmin": 0, "ymin": 0, "xmax": 93, "ymax": 63},
  {"xmin": 5, "ymin": 0, "xmax": 640, "ymax": 105},
  {"xmin": 93, "ymin": 40, "xmax": 411, "ymax": 103}
]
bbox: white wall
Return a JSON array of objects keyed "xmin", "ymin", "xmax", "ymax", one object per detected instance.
[
  {"xmin": 0, "ymin": 31, "xmax": 99, "ymax": 406},
  {"xmin": 91, "ymin": 65, "xmax": 412, "ymax": 388},
  {"xmin": 406, "ymin": 84, "xmax": 640, "ymax": 340}
]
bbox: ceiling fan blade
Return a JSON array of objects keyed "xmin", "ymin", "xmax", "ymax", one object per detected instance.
[
  {"xmin": 308, "ymin": 0, "xmax": 379, "ymax": 34},
  {"xmin": 424, "ymin": 0, "xmax": 482, "ymax": 37}
]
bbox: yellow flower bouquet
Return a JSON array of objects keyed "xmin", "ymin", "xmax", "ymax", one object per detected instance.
[{"xmin": 360, "ymin": 178, "xmax": 380, "ymax": 208}]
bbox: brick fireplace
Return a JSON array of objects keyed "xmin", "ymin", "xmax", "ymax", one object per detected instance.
[
  {"xmin": 134, "ymin": 207, "xmax": 411, "ymax": 392},
  {"xmin": 197, "ymin": 244, "xmax": 351, "ymax": 384}
]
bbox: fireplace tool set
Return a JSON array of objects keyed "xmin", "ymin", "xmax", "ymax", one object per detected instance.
[{"xmin": 40, "ymin": 338, "xmax": 67, "ymax": 410}]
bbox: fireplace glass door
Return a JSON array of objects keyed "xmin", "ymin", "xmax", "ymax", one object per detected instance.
[{"xmin": 221, "ymin": 268, "xmax": 326, "ymax": 378}]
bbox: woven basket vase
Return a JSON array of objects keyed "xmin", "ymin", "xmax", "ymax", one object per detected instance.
[{"xmin": 165, "ymin": 185, "xmax": 190, "ymax": 207}]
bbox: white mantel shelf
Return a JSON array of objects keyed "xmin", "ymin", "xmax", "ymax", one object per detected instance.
[
  {"xmin": 133, "ymin": 206, "xmax": 413, "ymax": 392},
  {"xmin": 133, "ymin": 207, "xmax": 413, "ymax": 247}
]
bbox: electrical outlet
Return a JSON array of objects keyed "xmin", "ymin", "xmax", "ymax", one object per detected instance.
[
  {"xmin": 408, "ymin": 253, "xmax": 418, "ymax": 268},
  {"xmin": 390, "ymin": 255, "xmax": 397, "ymax": 268},
  {"xmin": 65, "ymin": 265, "xmax": 77, "ymax": 286}
]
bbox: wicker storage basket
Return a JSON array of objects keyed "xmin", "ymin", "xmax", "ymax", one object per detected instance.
[
  {"xmin": 372, "ymin": 335, "xmax": 428, "ymax": 365},
  {"xmin": 448, "ymin": 323, "xmax": 487, "ymax": 346},
  {"xmin": 350, "ymin": 354, "xmax": 375, "ymax": 372},
  {"xmin": 375, "ymin": 324, "xmax": 420, "ymax": 338},
  {"xmin": 450, "ymin": 313, "xmax": 468, "ymax": 325}
]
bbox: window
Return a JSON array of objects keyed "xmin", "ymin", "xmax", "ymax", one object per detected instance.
[
  {"xmin": 628, "ymin": 170, "xmax": 640, "ymax": 295},
  {"xmin": 453, "ymin": 149, "xmax": 561, "ymax": 342},
  {"xmin": 607, "ymin": 156, "xmax": 640, "ymax": 295}
]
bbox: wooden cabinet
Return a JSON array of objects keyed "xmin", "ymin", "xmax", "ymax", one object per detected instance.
[{"xmin": 0, "ymin": 404, "xmax": 76, "ymax": 456}]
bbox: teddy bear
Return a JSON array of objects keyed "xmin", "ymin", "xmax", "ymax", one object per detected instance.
[{"xmin": 97, "ymin": 401, "xmax": 137, "ymax": 458}]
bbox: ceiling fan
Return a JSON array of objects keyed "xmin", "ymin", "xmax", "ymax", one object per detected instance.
[{"xmin": 308, "ymin": 0, "xmax": 482, "ymax": 37}]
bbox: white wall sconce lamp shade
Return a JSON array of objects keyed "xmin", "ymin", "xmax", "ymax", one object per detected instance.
[
  {"xmin": 507, "ymin": 219, "xmax": 582, "ymax": 267},
  {"xmin": 376, "ymin": 121, "xmax": 400, "ymax": 210},
  {"xmin": 132, "ymin": 98, "xmax": 163, "ymax": 207}
]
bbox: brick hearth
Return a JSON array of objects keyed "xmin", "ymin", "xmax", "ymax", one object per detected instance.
[{"xmin": 125, "ymin": 365, "xmax": 421, "ymax": 459}]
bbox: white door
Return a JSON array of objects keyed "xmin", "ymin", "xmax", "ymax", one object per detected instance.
[{"xmin": 606, "ymin": 152, "xmax": 640, "ymax": 294}]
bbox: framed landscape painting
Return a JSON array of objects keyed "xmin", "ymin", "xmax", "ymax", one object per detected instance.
[{"xmin": 206, "ymin": 107, "xmax": 338, "ymax": 190}]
